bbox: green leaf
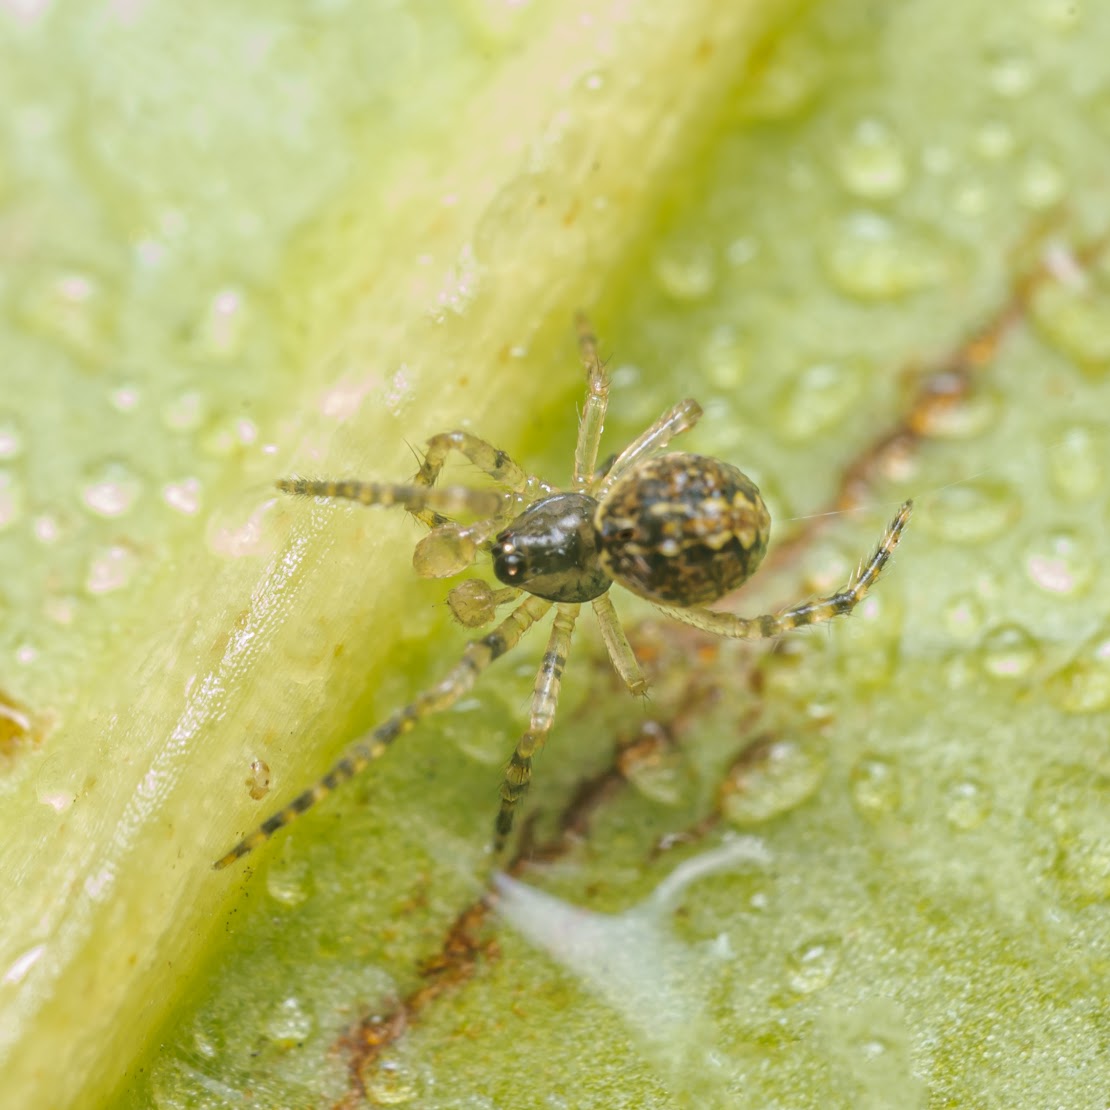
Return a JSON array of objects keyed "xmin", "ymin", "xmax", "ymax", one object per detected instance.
[{"xmin": 1, "ymin": 2, "xmax": 1107, "ymax": 1108}]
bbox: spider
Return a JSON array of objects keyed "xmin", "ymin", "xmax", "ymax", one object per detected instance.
[{"xmin": 213, "ymin": 318, "xmax": 912, "ymax": 870}]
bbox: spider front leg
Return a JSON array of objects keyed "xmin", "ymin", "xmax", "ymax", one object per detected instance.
[
  {"xmin": 276, "ymin": 477, "xmax": 502, "ymax": 520},
  {"xmin": 213, "ymin": 593, "xmax": 552, "ymax": 870},
  {"xmin": 495, "ymin": 603, "xmax": 579, "ymax": 847},
  {"xmin": 411, "ymin": 430, "xmax": 552, "ymax": 528},
  {"xmin": 573, "ymin": 313, "xmax": 610, "ymax": 487},
  {"xmin": 657, "ymin": 501, "xmax": 913, "ymax": 640}
]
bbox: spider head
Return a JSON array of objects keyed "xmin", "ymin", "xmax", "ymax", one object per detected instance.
[
  {"xmin": 595, "ymin": 453, "xmax": 771, "ymax": 607},
  {"xmin": 493, "ymin": 492, "xmax": 611, "ymax": 603}
]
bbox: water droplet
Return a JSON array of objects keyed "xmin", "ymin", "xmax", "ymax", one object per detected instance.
[
  {"xmin": 1026, "ymin": 763, "xmax": 1109, "ymax": 906},
  {"xmin": 914, "ymin": 386, "xmax": 1000, "ymax": 439},
  {"xmin": 266, "ymin": 858, "xmax": 311, "ymax": 908},
  {"xmin": 1047, "ymin": 424, "xmax": 1104, "ymax": 500},
  {"xmin": 1024, "ymin": 529, "xmax": 1093, "ymax": 595},
  {"xmin": 1046, "ymin": 625, "xmax": 1110, "ymax": 714},
  {"xmin": 951, "ymin": 177, "xmax": 990, "ymax": 218},
  {"xmin": 0, "ymin": 471, "xmax": 23, "ymax": 530},
  {"xmin": 33, "ymin": 514, "xmax": 63, "ymax": 544},
  {"xmin": 79, "ymin": 459, "xmax": 142, "ymax": 518},
  {"xmin": 569, "ymin": 68, "xmax": 609, "ymax": 113},
  {"xmin": 206, "ymin": 496, "xmax": 279, "ymax": 559},
  {"xmin": 850, "ymin": 755, "xmax": 901, "ymax": 819},
  {"xmin": 942, "ymin": 593, "xmax": 985, "ymax": 640},
  {"xmin": 698, "ymin": 324, "xmax": 748, "ymax": 389},
  {"xmin": 44, "ymin": 592, "xmax": 78, "ymax": 626},
  {"xmin": 1018, "ymin": 156, "xmax": 1064, "ymax": 210},
  {"xmin": 163, "ymin": 478, "xmax": 202, "ymax": 515},
  {"xmin": 162, "ymin": 390, "xmax": 206, "ymax": 433},
  {"xmin": 943, "ymin": 776, "xmax": 992, "ymax": 831},
  {"xmin": 984, "ymin": 45, "xmax": 1036, "ymax": 98},
  {"xmin": 835, "ymin": 118, "xmax": 908, "ymax": 200},
  {"xmin": 653, "ymin": 238, "xmax": 717, "ymax": 302},
  {"xmin": 364, "ymin": 1056, "xmax": 419, "ymax": 1105},
  {"xmin": 623, "ymin": 741, "xmax": 688, "ymax": 807},
  {"xmin": 772, "ymin": 359, "xmax": 863, "ymax": 442},
  {"xmin": 85, "ymin": 544, "xmax": 139, "ymax": 595},
  {"xmin": 17, "ymin": 269, "xmax": 115, "ymax": 364},
  {"xmin": 108, "ymin": 383, "xmax": 140, "ymax": 413},
  {"xmin": 979, "ymin": 623, "xmax": 1040, "ymax": 679},
  {"xmin": 191, "ymin": 286, "xmax": 248, "ymax": 361},
  {"xmin": 441, "ymin": 697, "xmax": 510, "ymax": 765},
  {"xmin": 719, "ymin": 733, "xmax": 829, "ymax": 825},
  {"xmin": 265, "ymin": 995, "xmax": 314, "ymax": 1046},
  {"xmin": 191, "ymin": 1022, "xmax": 220, "ymax": 1060},
  {"xmin": 0, "ymin": 412, "xmax": 24, "ymax": 460},
  {"xmin": 785, "ymin": 933, "xmax": 842, "ymax": 993},
  {"xmin": 822, "ymin": 212, "xmax": 947, "ymax": 301},
  {"xmin": 36, "ymin": 748, "xmax": 79, "ymax": 812},
  {"xmin": 919, "ymin": 478, "xmax": 1019, "ymax": 543},
  {"xmin": 1030, "ymin": 277, "xmax": 1110, "ymax": 375},
  {"xmin": 973, "ymin": 120, "xmax": 1016, "ymax": 161}
]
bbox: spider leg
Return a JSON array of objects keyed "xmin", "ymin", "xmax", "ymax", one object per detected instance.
[
  {"xmin": 495, "ymin": 602, "xmax": 579, "ymax": 847},
  {"xmin": 573, "ymin": 312, "xmax": 610, "ymax": 488},
  {"xmin": 213, "ymin": 593, "xmax": 552, "ymax": 869},
  {"xmin": 591, "ymin": 593, "xmax": 647, "ymax": 697},
  {"xmin": 654, "ymin": 501, "xmax": 912, "ymax": 640},
  {"xmin": 593, "ymin": 397, "xmax": 704, "ymax": 497},
  {"xmin": 276, "ymin": 477, "xmax": 502, "ymax": 520},
  {"xmin": 411, "ymin": 430, "xmax": 553, "ymax": 529}
]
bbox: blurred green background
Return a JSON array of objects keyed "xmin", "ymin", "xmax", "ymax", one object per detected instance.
[{"xmin": 0, "ymin": 1, "xmax": 1107, "ymax": 1107}]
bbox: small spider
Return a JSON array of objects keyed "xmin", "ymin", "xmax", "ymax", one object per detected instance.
[{"xmin": 213, "ymin": 318, "xmax": 911, "ymax": 870}]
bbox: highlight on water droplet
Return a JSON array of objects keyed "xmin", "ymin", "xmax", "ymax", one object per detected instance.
[
  {"xmin": 653, "ymin": 237, "xmax": 717, "ymax": 302},
  {"xmin": 821, "ymin": 212, "xmax": 948, "ymax": 301},
  {"xmin": 1025, "ymin": 762, "xmax": 1109, "ymax": 906},
  {"xmin": 265, "ymin": 995, "xmax": 314, "ymax": 1047},
  {"xmin": 1024, "ymin": 529, "xmax": 1093, "ymax": 596},
  {"xmin": 80, "ymin": 459, "xmax": 143, "ymax": 518},
  {"xmin": 85, "ymin": 543, "xmax": 140, "ymax": 595},
  {"xmin": 850, "ymin": 754, "xmax": 902, "ymax": 819},
  {"xmin": 718, "ymin": 732, "xmax": 829, "ymax": 826},
  {"xmin": 835, "ymin": 117, "xmax": 908, "ymax": 200},
  {"xmin": 942, "ymin": 775, "xmax": 993, "ymax": 831},
  {"xmin": 918, "ymin": 477, "xmax": 1019, "ymax": 544},
  {"xmin": 1030, "ymin": 273, "xmax": 1110, "ymax": 375},
  {"xmin": 1046, "ymin": 424, "xmax": 1104, "ymax": 501},
  {"xmin": 978, "ymin": 622, "xmax": 1040, "ymax": 679},
  {"xmin": 784, "ymin": 933, "xmax": 843, "ymax": 994},
  {"xmin": 1045, "ymin": 623, "xmax": 1110, "ymax": 715},
  {"xmin": 773, "ymin": 359, "xmax": 863, "ymax": 442}
]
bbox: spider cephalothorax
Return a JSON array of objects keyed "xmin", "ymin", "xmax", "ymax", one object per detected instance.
[{"xmin": 214, "ymin": 317, "xmax": 910, "ymax": 870}]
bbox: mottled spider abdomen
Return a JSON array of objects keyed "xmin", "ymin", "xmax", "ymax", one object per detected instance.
[{"xmin": 595, "ymin": 453, "xmax": 771, "ymax": 606}]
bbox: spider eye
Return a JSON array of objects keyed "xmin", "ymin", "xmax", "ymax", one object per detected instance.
[{"xmin": 498, "ymin": 546, "xmax": 522, "ymax": 577}]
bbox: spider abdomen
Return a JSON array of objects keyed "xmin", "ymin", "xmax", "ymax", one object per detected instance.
[{"xmin": 595, "ymin": 453, "xmax": 771, "ymax": 606}]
